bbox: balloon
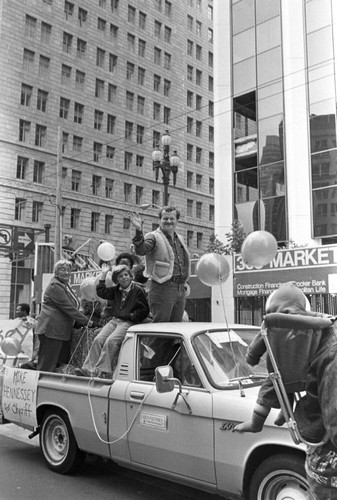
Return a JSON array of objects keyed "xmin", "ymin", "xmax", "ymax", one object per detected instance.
[
  {"xmin": 241, "ymin": 231, "xmax": 277, "ymax": 268},
  {"xmin": 80, "ymin": 277, "xmax": 97, "ymax": 301},
  {"xmin": 97, "ymin": 242, "xmax": 115, "ymax": 262},
  {"xmin": 196, "ymin": 253, "xmax": 230, "ymax": 287},
  {"xmin": 1, "ymin": 337, "xmax": 21, "ymax": 356}
]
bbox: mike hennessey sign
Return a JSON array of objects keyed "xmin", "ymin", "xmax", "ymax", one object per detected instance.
[{"xmin": 234, "ymin": 245, "xmax": 337, "ymax": 297}]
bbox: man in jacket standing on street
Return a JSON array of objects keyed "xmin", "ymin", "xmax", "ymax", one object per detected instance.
[{"xmin": 130, "ymin": 206, "xmax": 190, "ymax": 322}]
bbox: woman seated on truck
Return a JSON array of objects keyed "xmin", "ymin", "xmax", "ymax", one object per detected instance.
[{"xmin": 76, "ymin": 263, "xmax": 149, "ymax": 378}]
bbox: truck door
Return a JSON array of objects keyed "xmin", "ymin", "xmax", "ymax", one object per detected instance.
[{"xmin": 125, "ymin": 334, "xmax": 216, "ymax": 485}]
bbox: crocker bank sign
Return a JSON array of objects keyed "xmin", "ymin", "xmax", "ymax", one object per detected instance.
[{"xmin": 233, "ymin": 245, "xmax": 337, "ymax": 297}]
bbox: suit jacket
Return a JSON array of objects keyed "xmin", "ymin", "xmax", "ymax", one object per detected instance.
[{"xmin": 36, "ymin": 277, "xmax": 89, "ymax": 341}]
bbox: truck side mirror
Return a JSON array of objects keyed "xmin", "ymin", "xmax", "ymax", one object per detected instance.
[{"xmin": 155, "ymin": 366, "xmax": 175, "ymax": 393}]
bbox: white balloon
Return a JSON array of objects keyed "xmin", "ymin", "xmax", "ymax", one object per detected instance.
[{"xmin": 97, "ymin": 242, "xmax": 116, "ymax": 261}]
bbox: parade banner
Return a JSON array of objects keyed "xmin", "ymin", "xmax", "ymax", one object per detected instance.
[
  {"xmin": 234, "ymin": 244, "xmax": 337, "ymax": 297},
  {"xmin": 2, "ymin": 366, "xmax": 38, "ymax": 427}
]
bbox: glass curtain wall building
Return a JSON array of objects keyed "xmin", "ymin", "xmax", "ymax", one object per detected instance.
[{"xmin": 214, "ymin": 0, "xmax": 337, "ymax": 322}]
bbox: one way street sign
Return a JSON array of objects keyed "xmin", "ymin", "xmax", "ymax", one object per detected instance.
[{"xmin": 14, "ymin": 228, "xmax": 35, "ymax": 254}]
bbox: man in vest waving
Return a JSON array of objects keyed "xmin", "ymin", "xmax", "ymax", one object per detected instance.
[{"xmin": 130, "ymin": 206, "xmax": 190, "ymax": 322}]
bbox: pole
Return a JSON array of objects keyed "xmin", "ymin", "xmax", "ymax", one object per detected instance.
[
  {"xmin": 55, "ymin": 126, "xmax": 63, "ymax": 262},
  {"xmin": 162, "ymin": 144, "xmax": 170, "ymax": 206}
]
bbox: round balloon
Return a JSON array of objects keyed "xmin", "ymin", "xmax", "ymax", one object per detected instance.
[
  {"xmin": 1, "ymin": 337, "xmax": 21, "ymax": 356},
  {"xmin": 80, "ymin": 276, "xmax": 97, "ymax": 301},
  {"xmin": 97, "ymin": 242, "xmax": 116, "ymax": 262},
  {"xmin": 196, "ymin": 253, "xmax": 230, "ymax": 287},
  {"xmin": 241, "ymin": 231, "xmax": 277, "ymax": 268}
]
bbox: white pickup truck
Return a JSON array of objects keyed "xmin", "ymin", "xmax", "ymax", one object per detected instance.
[{"xmin": 0, "ymin": 322, "xmax": 312, "ymax": 500}]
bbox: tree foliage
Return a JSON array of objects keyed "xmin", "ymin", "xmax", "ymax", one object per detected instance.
[{"xmin": 206, "ymin": 220, "xmax": 247, "ymax": 255}]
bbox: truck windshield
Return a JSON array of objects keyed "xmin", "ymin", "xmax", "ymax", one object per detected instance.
[{"xmin": 193, "ymin": 329, "xmax": 267, "ymax": 389}]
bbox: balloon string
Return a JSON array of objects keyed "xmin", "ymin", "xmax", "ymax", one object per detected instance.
[{"xmin": 219, "ymin": 275, "xmax": 245, "ymax": 397}]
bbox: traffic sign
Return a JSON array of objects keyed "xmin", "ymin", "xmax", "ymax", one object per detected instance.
[
  {"xmin": 13, "ymin": 228, "xmax": 35, "ymax": 254},
  {"xmin": 0, "ymin": 228, "xmax": 12, "ymax": 247}
]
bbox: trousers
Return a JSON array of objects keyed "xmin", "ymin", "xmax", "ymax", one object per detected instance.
[
  {"xmin": 82, "ymin": 318, "xmax": 132, "ymax": 375},
  {"xmin": 149, "ymin": 280, "xmax": 186, "ymax": 322}
]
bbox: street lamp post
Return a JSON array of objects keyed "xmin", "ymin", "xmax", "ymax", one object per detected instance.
[{"xmin": 152, "ymin": 130, "xmax": 180, "ymax": 206}]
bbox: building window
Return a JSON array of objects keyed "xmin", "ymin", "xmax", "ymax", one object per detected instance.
[
  {"xmin": 17, "ymin": 157, "xmax": 28, "ymax": 180},
  {"xmin": 196, "ymin": 44, "xmax": 202, "ymax": 60},
  {"xmin": 108, "ymin": 84, "xmax": 117, "ymax": 103},
  {"xmin": 41, "ymin": 22, "xmax": 52, "ymax": 44},
  {"xmin": 127, "ymin": 33, "xmax": 135, "ymax": 52},
  {"xmin": 164, "ymin": 107, "xmax": 170, "ymax": 125},
  {"xmin": 25, "ymin": 14, "xmax": 37, "ymax": 38},
  {"xmin": 136, "ymin": 155, "xmax": 144, "ymax": 167},
  {"xmin": 152, "ymin": 190, "xmax": 160, "ymax": 206},
  {"xmin": 208, "ymin": 51, "xmax": 213, "ymax": 68},
  {"xmin": 187, "ymin": 91, "xmax": 193, "ymax": 107},
  {"xmin": 78, "ymin": 8, "xmax": 87, "ymax": 26},
  {"xmin": 196, "ymin": 120, "xmax": 202, "ymax": 137},
  {"xmin": 209, "ymin": 204, "xmax": 214, "ymax": 222},
  {"xmin": 15, "ymin": 198, "xmax": 26, "ymax": 221},
  {"xmin": 136, "ymin": 186, "xmax": 143, "ymax": 205},
  {"xmin": 187, "ymin": 144, "xmax": 193, "ymax": 161},
  {"xmin": 70, "ymin": 208, "xmax": 80, "ymax": 229},
  {"xmin": 19, "ymin": 120, "xmax": 31, "ymax": 142},
  {"xmin": 154, "ymin": 20, "xmax": 162, "ymax": 39},
  {"xmin": 164, "ymin": 52, "xmax": 171, "ymax": 69},
  {"xmin": 77, "ymin": 38, "xmax": 86, "ymax": 58},
  {"xmin": 97, "ymin": 18, "xmax": 106, "ymax": 33},
  {"xmin": 37, "ymin": 90, "xmax": 48, "ymax": 112},
  {"xmin": 23, "ymin": 49, "xmax": 35, "ymax": 71},
  {"xmin": 105, "ymin": 178, "xmax": 114, "ymax": 198},
  {"xmin": 73, "ymin": 135, "xmax": 82, "ymax": 152},
  {"xmin": 94, "ymin": 110, "xmax": 103, "ymax": 130},
  {"xmin": 95, "ymin": 79, "xmax": 104, "ymax": 98},
  {"xmin": 187, "ymin": 230, "xmax": 193, "ymax": 247},
  {"xmin": 125, "ymin": 121, "xmax": 133, "ymax": 140},
  {"xmin": 62, "ymin": 132, "xmax": 69, "ymax": 153},
  {"xmin": 154, "ymin": 0, "xmax": 162, "ymax": 11},
  {"xmin": 187, "ymin": 15, "xmax": 193, "ymax": 31},
  {"xmin": 92, "ymin": 175, "xmax": 101, "ymax": 195},
  {"xmin": 123, "ymin": 218, "xmax": 131, "ymax": 230},
  {"xmin": 138, "ymin": 67, "xmax": 145, "ymax": 85},
  {"xmin": 107, "ymin": 114, "xmax": 116, "ymax": 134},
  {"xmin": 126, "ymin": 91, "xmax": 134, "ymax": 110},
  {"xmin": 164, "ymin": 26, "xmax": 171, "ymax": 43},
  {"xmin": 64, "ymin": 1, "xmax": 74, "ymax": 19},
  {"xmin": 154, "ymin": 47, "xmax": 161, "ymax": 65},
  {"xmin": 153, "ymin": 131, "xmax": 161, "ymax": 148},
  {"xmin": 110, "ymin": 23, "xmax": 118, "ymax": 38},
  {"xmin": 105, "ymin": 215, "xmax": 114, "ymax": 234},
  {"xmin": 109, "ymin": 54, "xmax": 117, "ymax": 73},
  {"xmin": 164, "ymin": 79, "xmax": 171, "ymax": 97},
  {"xmin": 74, "ymin": 102, "xmax": 84, "ymax": 123},
  {"xmin": 93, "ymin": 142, "xmax": 102, "ymax": 162},
  {"xmin": 96, "ymin": 48, "xmax": 105, "ymax": 67},
  {"xmin": 21, "ymin": 84, "xmax": 33, "ymax": 106},
  {"xmin": 35, "ymin": 125, "xmax": 47, "ymax": 147},
  {"xmin": 111, "ymin": 0, "xmax": 119, "ymax": 12},
  {"xmin": 106, "ymin": 146, "xmax": 115, "ymax": 159},
  {"xmin": 63, "ymin": 32, "xmax": 73, "ymax": 53},
  {"xmin": 209, "ymin": 100, "xmax": 214, "ymax": 117},
  {"xmin": 196, "ymin": 69, "xmax": 202, "ymax": 86},
  {"xmin": 209, "ymin": 126, "xmax": 214, "ymax": 142},
  {"xmin": 124, "ymin": 183, "xmax": 132, "ymax": 203},
  {"xmin": 208, "ymin": 28, "xmax": 213, "ymax": 43},
  {"xmin": 139, "ymin": 11, "xmax": 146, "ymax": 29},
  {"xmin": 187, "ymin": 117, "xmax": 193, "ymax": 134},
  {"xmin": 125, "ymin": 152, "xmax": 133, "ymax": 170},
  {"xmin": 196, "ymin": 21, "xmax": 202, "ymax": 36},
  {"xmin": 187, "ymin": 65, "xmax": 193, "ymax": 81},
  {"xmin": 71, "ymin": 170, "xmax": 81, "ymax": 191},
  {"xmin": 196, "ymin": 95, "xmax": 202, "ymax": 110},
  {"xmin": 208, "ymin": 5, "xmax": 213, "ymax": 21},
  {"xmin": 209, "ymin": 177, "xmax": 214, "ymax": 195},
  {"xmin": 91, "ymin": 213, "xmax": 100, "ymax": 232},
  {"xmin": 165, "ymin": 0, "xmax": 171, "ymax": 17},
  {"xmin": 138, "ymin": 39, "xmax": 146, "ymax": 57},
  {"xmin": 32, "ymin": 201, "xmax": 43, "ymax": 223},
  {"xmin": 33, "ymin": 161, "xmax": 44, "ymax": 183},
  {"xmin": 137, "ymin": 125, "xmax": 145, "ymax": 144},
  {"xmin": 209, "ymin": 151, "xmax": 214, "ymax": 169},
  {"xmin": 196, "ymin": 147, "xmax": 202, "ymax": 164},
  {"xmin": 187, "ymin": 39, "xmax": 193, "ymax": 56},
  {"xmin": 99, "ymin": 0, "xmax": 106, "ymax": 7},
  {"xmin": 196, "ymin": 201, "xmax": 202, "ymax": 218},
  {"xmin": 61, "ymin": 64, "xmax": 71, "ymax": 84},
  {"xmin": 197, "ymin": 232, "xmax": 203, "ymax": 249},
  {"xmin": 208, "ymin": 76, "xmax": 213, "ymax": 92},
  {"xmin": 126, "ymin": 62, "xmax": 134, "ymax": 80},
  {"xmin": 187, "ymin": 199, "xmax": 193, "ymax": 217},
  {"xmin": 75, "ymin": 70, "xmax": 85, "ymax": 90},
  {"xmin": 128, "ymin": 5, "xmax": 136, "ymax": 23},
  {"xmin": 196, "ymin": 174, "xmax": 202, "ymax": 191},
  {"xmin": 187, "ymin": 171, "xmax": 193, "ymax": 189},
  {"xmin": 60, "ymin": 97, "xmax": 70, "ymax": 119},
  {"xmin": 154, "ymin": 74, "xmax": 161, "ymax": 92},
  {"xmin": 153, "ymin": 102, "xmax": 161, "ymax": 120},
  {"xmin": 137, "ymin": 96, "xmax": 145, "ymax": 115}
]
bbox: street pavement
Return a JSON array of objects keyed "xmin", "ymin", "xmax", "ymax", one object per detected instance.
[{"xmin": 0, "ymin": 423, "xmax": 225, "ymax": 500}]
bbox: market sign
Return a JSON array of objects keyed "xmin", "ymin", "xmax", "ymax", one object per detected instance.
[{"xmin": 233, "ymin": 244, "xmax": 337, "ymax": 297}]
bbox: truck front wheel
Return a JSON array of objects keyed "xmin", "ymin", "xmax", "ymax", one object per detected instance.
[
  {"xmin": 249, "ymin": 454, "xmax": 315, "ymax": 500},
  {"xmin": 40, "ymin": 409, "xmax": 84, "ymax": 474}
]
